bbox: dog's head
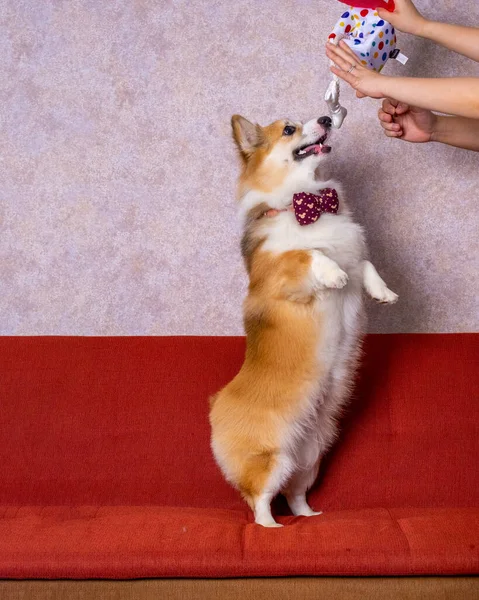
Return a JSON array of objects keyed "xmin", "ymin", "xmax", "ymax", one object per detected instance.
[{"xmin": 231, "ymin": 115, "xmax": 333, "ymax": 207}]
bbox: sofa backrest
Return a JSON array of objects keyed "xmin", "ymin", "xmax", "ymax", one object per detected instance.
[{"xmin": 0, "ymin": 335, "xmax": 477, "ymax": 510}]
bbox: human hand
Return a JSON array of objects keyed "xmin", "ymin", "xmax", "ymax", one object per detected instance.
[
  {"xmin": 377, "ymin": 0, "xmax": 427, "ymax": 36},
  {"xmin": 378, "ymin": 98, "xmax": 438, "ymax": 143},
  {"xmin": 325, "ymin": 40, "xmax": 387, "ymax": 99}
]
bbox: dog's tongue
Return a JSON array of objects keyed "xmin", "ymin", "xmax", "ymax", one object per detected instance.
[{"xmin": 304, "ymin": 144, "xmax": 332, "ymax": 154}]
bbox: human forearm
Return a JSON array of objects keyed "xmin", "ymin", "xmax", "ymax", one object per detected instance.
[
  {"xmin": 327, "ymin": 42, "xmax": 479, "ymax": 119},
  {"xmin": 420, "ymin": 20, "xmax": 479, "ymax": 62},
  {"xmin": 381, "ymin": 77, "xmax": 479, "ymax": 120},
  {"xmin": 432, "ymin": 116, "xmax": 479, "ymax": 152}
]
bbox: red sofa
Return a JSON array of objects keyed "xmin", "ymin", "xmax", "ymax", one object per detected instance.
[{"xmin": 0, "ymin": 335, "xmax": 478, "ymax": 597}]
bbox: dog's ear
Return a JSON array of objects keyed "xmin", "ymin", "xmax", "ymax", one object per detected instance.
[{"xmin": 231, "ymin": 115, "xmax": 264, "ymax": 161}]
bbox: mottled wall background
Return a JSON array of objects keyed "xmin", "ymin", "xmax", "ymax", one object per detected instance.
[{"xmin": 1, "ymin": 0, "xmax": 477, "ymax": 335}]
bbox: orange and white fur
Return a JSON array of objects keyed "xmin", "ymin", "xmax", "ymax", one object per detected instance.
[{"xmin": 209, "ymin": 114, "xmax": 398, "ymax": 527}]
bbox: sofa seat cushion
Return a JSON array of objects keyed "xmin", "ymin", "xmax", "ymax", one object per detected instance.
[{"xmin": 1, "ymin": 505, "xmax": 478, "ymax": 578}]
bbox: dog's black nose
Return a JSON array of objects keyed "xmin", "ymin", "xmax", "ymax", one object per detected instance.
[{"xmin": 317, "ymin": 116, "xmax": 332, "ymax": 128}]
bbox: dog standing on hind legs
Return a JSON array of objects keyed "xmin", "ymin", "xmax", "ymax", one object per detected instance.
[{"xmin": 209, "ymin": 113, "xmax": 398, "ymax": 527}]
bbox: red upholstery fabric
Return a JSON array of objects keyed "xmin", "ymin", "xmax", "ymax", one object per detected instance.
[{"xmin": 0, "ymin": 334, "xmax": 478, "ymax": 578}]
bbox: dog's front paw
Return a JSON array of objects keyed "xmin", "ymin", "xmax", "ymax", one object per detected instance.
[
  {"xmin": 375, "ymin": 287, "xmax": 399, "ymax": 304},
  {"xmin": 311, "ymin": 252, "xmax": 349, "ymax": 290},
  {"xmin": 321, "ymin": 266, "xmax": 349, "ymax": 289}
]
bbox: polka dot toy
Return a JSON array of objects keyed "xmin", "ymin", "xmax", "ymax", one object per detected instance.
[
  {"xmin": 329, "ymin": 7, "xmax": 397, "ymax": 72},
  {"xmin": 325, "ymin": 2, "xmax": 407, "ymax": 129}
]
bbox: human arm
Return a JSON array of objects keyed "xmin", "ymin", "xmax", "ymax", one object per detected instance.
[
  {"xmin": 325, "ymin": 41, "xmax": 479, "ymax": 119},
  {"xmin": 380, "ymin": 76, "xmax": 479, "ymax": 120},
  {"xmin": 432, "ymin": 115, "xmax": 479, "ymax": 152},
  {"xmin": 377, "ymin": 0, "xmax": 479, "ymax": 63},
  {"xmin": 378, "ymin": 98, "xmax": 479, "ymax": 152}
]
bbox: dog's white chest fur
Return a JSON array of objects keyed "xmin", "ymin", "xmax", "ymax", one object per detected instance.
[
  {"xmin": 262, "ymin": 207, "xmax": 367, "ymax": 272},
  {"xmin": 263, "ymin": 202, "xmax": 367, "ymax": 401}
]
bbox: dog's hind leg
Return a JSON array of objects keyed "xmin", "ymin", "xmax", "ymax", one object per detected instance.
[
  {"xmin": 283, "ymin": 457, "xmax": 322, "ymax": 517},
  {"xmin": 240, "ymin": 453, "xmax": 293, "ymax": 527}
]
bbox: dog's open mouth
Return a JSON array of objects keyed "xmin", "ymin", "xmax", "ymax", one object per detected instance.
[{"xmin": 293, "ymin": 133, "xmax": 331, "ymax": 160}]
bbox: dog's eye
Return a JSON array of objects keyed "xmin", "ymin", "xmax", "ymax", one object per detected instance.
[{"xmin": 283, "ymin": 125, "xmax": 296, "ymax": 136}]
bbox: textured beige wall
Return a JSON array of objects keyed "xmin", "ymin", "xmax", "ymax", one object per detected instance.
[{"xmin": 0, "ymin": 0, "xmax": 477, "ymax": 335}]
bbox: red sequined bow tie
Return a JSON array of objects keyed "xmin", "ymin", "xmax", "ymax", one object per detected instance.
[{"xmin": 293, "ymin": 189, "xmax": 339, "ymax": 226}]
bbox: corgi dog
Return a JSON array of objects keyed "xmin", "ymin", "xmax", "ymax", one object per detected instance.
[{"xmin": 209, "ymin": 114, "xmax": 398, "ymax": 527}]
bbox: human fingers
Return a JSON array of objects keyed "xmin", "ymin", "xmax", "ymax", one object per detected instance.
[
  {"xmin": 338, "ymin": 39, "xmax": 363, "ymax": 65},
  {"xmin": 326, "ymin": 43, "xmax": 362, "ymax": 72},
  {"xmin": 378, "ymin": 109, "xmax": 393, "ymax": 124},
  {"xmin": 395, "ymin": 102, "xmax": 410, "ymax": 115},
  {"xmin": 383, "ymin": 127, "xmax": 403, "ymax": 138},
  {"xmin": 380, "ymin": 119, "xmax": 402, "ymax": 133},
  {"xmin": 330, "ymin": 64, "xmax": 358, "ymax": 88},
  {"xmin": 377, "ymin": 0, "xmax": 426, "ymax": 36},
  {"xmin": 382, "ymin": 98, "xmax": 399, "ymax": 116}
]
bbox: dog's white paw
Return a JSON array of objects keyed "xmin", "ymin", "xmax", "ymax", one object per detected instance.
[
  {"xmin": 322, "ymin": 267, "xmax": 349, "ymax": 289},
  {"xmin": 375, "ymin": 287, "xmax": 399, "ymax": 304},
  {"xmin": 298, "ymin": 509, "xmax": 323, "ymax": 517},
  {"xmin": 257, "ymin": 521, "xmax": 284, "ymax": 528},
  {"xmin": 311, "ymin": 253, "xmax": 348, "ymax": 290}
]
